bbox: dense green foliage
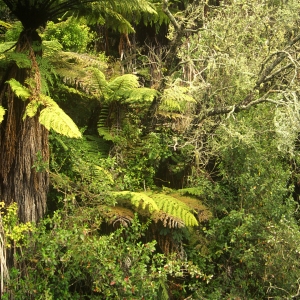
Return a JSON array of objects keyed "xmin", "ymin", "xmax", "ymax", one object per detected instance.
[{"xmin": 1, "ymin": 0, "xmax": 300, "ymax": 299}]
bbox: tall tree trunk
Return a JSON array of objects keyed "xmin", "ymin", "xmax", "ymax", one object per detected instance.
[{"xmin": 0, "ymin": 29, "xmax": 49, "ymax": 223}]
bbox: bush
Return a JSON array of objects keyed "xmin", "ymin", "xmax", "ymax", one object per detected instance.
[{"xmin": 44, "ymin": 17, "xmax": 93, "ymax": 53}]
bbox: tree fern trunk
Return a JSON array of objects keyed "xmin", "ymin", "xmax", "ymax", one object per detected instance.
[{"xmin": 0, "ymin": 30, "xmax": 49, "ymax": 223}]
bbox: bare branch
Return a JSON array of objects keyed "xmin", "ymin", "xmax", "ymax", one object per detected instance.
[
  {"xmin": 162, "ymin": 0, "xmax": 180, "ymax": 31},
  {"xmin": 255, "ymin": 34, "xmax": 300, "ymax": 89},
  {"xmin": 198, "ymin": 92, "xmax": 286, "ymax": 122}
]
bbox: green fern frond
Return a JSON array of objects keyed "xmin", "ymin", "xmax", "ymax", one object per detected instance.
[
  {"xmin": 113, "ymin": 191, "xmax": 159, "ymax": 213},
  {"xmin": 102, "ymin": 206, "xmax": 134, "ymax": 227},
  {"xmin": 88, "ymin": 67, "xmax": 109, "ymax": 97},
  {"xmin": 179, "ymin": 187, "xmax": 205, "ymax": 197},
  {"xmin": 104, "ymin": 9, "xmax": 135, "ymax": 33},
  {"xmin": 125, "ymin": 87, "xmax": 159, "ymax": 104},
  {"xmin": 6, "ymin": 52, "xmax": 31, "ymax": 68},
  {"xmin": 92, "ymin": 165, "xmax": 114, "ymax": 184},
  {"xmin": 158, "ymin": 278, "xmax": 169, "ymax": 300},
  {"xmin": 6, "ymin": 78, "xmax": 31, "ymax": 100},
  {"xmin": 49, "ymin": 51, "xmax": 107, "ymax": 93},
  {"xmin": 152, "ymin": 210, "xmax": 185, "ymax": 228},
  {"xmin": 151, "ymin": 193, "xmax": 199, "ymax": 227},
  {"xmin": 107, "ymin": 74, "xmax": 139, "ymax": 102},
  {"xmin": 0, "ymin": 20, "xmax": 12, "ymax": 29},
  {"xmin": 97, "ymin": 105, "xmax": 115, "ymax": 141},
  {"xmin": 43, "ymin": 40, "xmax": 63, "ymax": 55},
  {"xmin": 112, "ymin": 190, "xmax": 199, "ymax": 227},
  {"xmin": 0, "ymin": 41, "xmax": 16, "ymax": 53},
  {"xmin": 161, "ymin": 85, "xmax": 196, "ymax": 113},
  {"xmin": 80, "ymin": 135, "xmax": 111, "ymax": 159},
  {"xmin": 38, "ymin": 95, "xmax": 82, "ymax": 138},
  {"xmin": 98, "ymin": 126, "xmax": 115, "ymax": 141},
  {"xmin": 36, "ymin": 56, "xmax": 57, "ymax": 95},
  {"xmin": 78, "ymin": 0, "xmax": 157, "ymax": 33},
  {"xmin": 171, "ymin": 193, "xmax": 212, "ymax": 222},
  {"xmin": 0, "ymin": 106, "xmax": 6, "ymax": 123}
]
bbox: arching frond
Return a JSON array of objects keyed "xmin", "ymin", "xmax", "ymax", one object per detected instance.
[
  {"xmin": 150, "ymin": 193, "xmax": 199, "ymax": 227},
  {"xmin": 113, "ymin": 191, "xmax": 159, "ymax": 213},
  {"xmin": 107, "ymin": 74, "xmax": 140, "ymax": 102},
  {"xmin": 97, "ymin": 104, "xmax": 114, "ymax": 141},
  {"xmin": 91, "ymin": 165, "xmax": 114, "ymax": 185},
  {"xmin": 38, "ymin": 95, "xmax": 82, "ymax": 138},
  {"xmin": 6, "ymin": 78, "xmax": 30, "ymax": 100},
  {"xmin": 171, "ymin": 193, "xmax": 212, "ymax": 222},
  {"xmin": 0, "ymin": 41, "xmax": 16, "ymax": 53},
  {"xmin": 112, "ymin": 190, "xmax": 203, "ymax": 228},
  {"xmin": 102, "ymin": 206, "xmax": 135, "ymax": 227},
  {"xmin": 0, "ymin": 20, "xmax": 12, "ymax": 29},
  {"xmin": 87, "ymin": 67, "xmax": 109, "ymax": 97},
  {"xmin": 49, "ymin": 52, "xmax": 107, "ymax": 94},
  {"xmin": 125, "ymin": 88, "xmax": 159, "ymax": 105}
]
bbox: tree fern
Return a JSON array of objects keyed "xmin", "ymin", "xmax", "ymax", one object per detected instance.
[
  {"xmin": 171, "ymin": 192, "xmax": 212, "ymax": 222},
  {"xmin": 91, "ymin": 165, "xmax": 114, "ymax": 185}
]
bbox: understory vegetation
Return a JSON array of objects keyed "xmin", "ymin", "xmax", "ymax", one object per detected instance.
[{"xmin": 1, "ymin": 0, "xmax": 300, "ymax": 299}]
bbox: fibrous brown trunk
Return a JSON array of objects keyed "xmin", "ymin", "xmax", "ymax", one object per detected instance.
[{"xmin": 0, "ymin": 29, "xmax": 49, "ymax": 223}]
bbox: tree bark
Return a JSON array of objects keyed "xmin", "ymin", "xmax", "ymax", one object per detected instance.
[{"xmin": 0, "ymin": 30, "xmax": 49, "ymax": 223}]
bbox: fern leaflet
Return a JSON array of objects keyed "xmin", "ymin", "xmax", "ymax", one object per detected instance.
[{"xmin": 0, "ymin": 106, "xmax": 5, "ymax": 123}]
